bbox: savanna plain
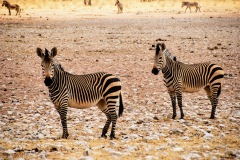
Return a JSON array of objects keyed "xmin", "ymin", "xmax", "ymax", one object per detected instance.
[{"xmin": 0, "ymin": 0, "xmax": 239, "ymax": 159}]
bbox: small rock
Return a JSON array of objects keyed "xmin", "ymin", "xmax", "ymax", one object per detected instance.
[
  {"xmin": 38, "ymin": 133, "xmax": 44, "ymax": 139},
  {"xmin": 108, "ymin": 149, "xmax": 122, "ymax": 156},
  {"xmin": 4, "ymin": 149, "xmax": 15, "ymax": 155},
  {"xmin": 7, "ymin": 111, "xmax": 13, "ymax": 115},
  {"xmin": 228, "ymin": 117, "xmax": 237, "ymax": 122},
  {"xmin": 143, "ymin": 135, "xmax": 159, "ymax": 141},
  {"xmin": 145, "ymin": 155, "xmax": 158, "ymax": 160},
  {"xmin": 203, "ymin": 133, "xmax": 214, "ymax": 140},
  {"xmin": 173, "ymin": 147, "xmax": 184, "ymax": 152},
  {"xmin": 79, "ymin": 156, "xmax": 94, "ymax": 160},
  {"xmin": 182, "ymin": 152, "xmax": 201, "ymax": 160},
  {"xmin": 169, "ymin": 128, "xmax": 183, "ymax": 135}
]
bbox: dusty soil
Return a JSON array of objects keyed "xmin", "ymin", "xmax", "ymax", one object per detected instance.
[{"xmin": 0, "ymin": 0, "xmax": 240, "ymax": 159}]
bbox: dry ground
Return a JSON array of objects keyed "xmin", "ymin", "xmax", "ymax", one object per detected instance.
[{"xmin": 0, "ymin": 0, "xmax": 240, "ymax": 159}]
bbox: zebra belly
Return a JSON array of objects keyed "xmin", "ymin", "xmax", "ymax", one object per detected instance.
[
  {"xmin": 68, "ymin": 99, "xmax": 99, "ymax": 109},
  {"xmin": 182, "ymin": 86, "xmax": 202, "ymax": 93}
]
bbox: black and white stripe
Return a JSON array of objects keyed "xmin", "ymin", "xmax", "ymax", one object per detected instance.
[
  {"xmin": 37, "ymin": 47, "xmax": 124, "ymax": 139},
  {"xmin": 152, "ymin": 43, "xmax": 224, "ymax": 119}
]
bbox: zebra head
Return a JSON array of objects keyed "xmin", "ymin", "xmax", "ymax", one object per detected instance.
[
  {"xmin": 152, "ymin": 43, "xmax": 167, "ymax": 75},
  {"xmin": 36, "ymin": 47, "xmax": 57, "ymax": 86},
  {"xmin": 2, "ymin": 0, "xmax": 7, "ymax": 7},
  {"xmin": 115, "ymin": 0, "xmax": 119, "ymax": 6},
  {"xmin": 182, "ymin": 2, "xmax": 188, "ymax": 7}
]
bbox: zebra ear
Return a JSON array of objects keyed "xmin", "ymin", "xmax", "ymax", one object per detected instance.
[
  {"xmin": 161, "ymin": 43, "xmax": 166, "ymax": 51},
  {"xmin": 51, "ymin": 47, "xmax": 57, "ymax": 57},
  {"xmin": 156, "ymin": 43, "xmax": 160, "ymax": 54},
  {"xmin": 36, "ymin": 48, "xmax": 44, "ymax": 58}
]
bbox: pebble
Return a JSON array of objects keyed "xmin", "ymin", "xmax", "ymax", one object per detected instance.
[
  {"xmin": 182, "ymin": 152, "xmax": 201, "ymax": 160},
  {"xmin": 145, "ymin": 155, "xmax": 159, "ymax": 160},
  {"xmin": 173, "ymin": 147, "xmax": 184, "ymax": 152},
  {"xmin": 4, "ymin": 149, "xmax": 15, "ymax": 155},
  {"xmin": 108, "ymin": 149, "xmax": 122, "ymax": 156},
  {"xmin": 79, "ymin": 156, "xmax": 94, "ymax": 160},
  {"xmin": 7, "ymin": 111, "xmax": 13, "ymax": 115},
  {"xmin": 169, "ymin": 128, "xmax": 183, "ymax": 135}
]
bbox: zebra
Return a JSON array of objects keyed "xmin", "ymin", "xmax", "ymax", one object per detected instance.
[
  {"xmin": 36, "ymin": 47, "xmax": 124, "ymax": 139},
  {"xmin": 115, "ymin": 0, "xmax": 123, "ymax": 14},
  {"xmin": 2, "ymin": 0, "xmax": 21, "ymax": 16},
  {"xmin": 84, "ymin": 0, "xmax": 91, "ymax": 6},
  {"xmin": 182, "ymin": 1, "xmax": 201, "ymax": 13},
  {"xmin": 151, "ymin": 43, "xmax": 224, "ymax": 119}
]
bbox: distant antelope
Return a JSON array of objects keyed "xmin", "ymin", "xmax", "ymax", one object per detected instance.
[
  {"xmin": 182, "ymin": 2, "xmax": 201, "ymax": 13},
  {"xmin": 84, "ymin": 0, "xmax": 91, "ymax": 6},
  {"xmin": 115, "ymin": 0, "xmax": 123, "ymax": 14},
  {"xmin": 2, "ymin": 0, "xmax": 21, "ymax": 16}
]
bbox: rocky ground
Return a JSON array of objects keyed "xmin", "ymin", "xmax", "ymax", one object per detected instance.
[{"xmin": 0, "ymin": 1, "xmax": 240, "ymax": 159}]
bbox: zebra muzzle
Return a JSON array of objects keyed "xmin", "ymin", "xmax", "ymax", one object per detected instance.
[
  {"xmin": 44, "ymin": 77, "xmax": 53, "ymax": 86},
  {"xmin": 152, "ymin": 68, "xmax": 159, "ymax": 75}
]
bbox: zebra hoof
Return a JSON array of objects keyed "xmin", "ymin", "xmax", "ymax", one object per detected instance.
[
  {"xmin": 101, "ymin": 134, "xmax": 107, "ymax": 139},
  {"xmin": 110, "ymin": 133, "xmax": 116, "ymax": 140},
  {"xmin": 172, "ymin": 116, "xmax": 176, "ymax": 119},
  {"xmin": 210, "ymin": 116, "xmax": 215, "ymax": 119},
  {"xmin": 110, "ymin": 136, "xmax": 116, "ymax": 140},
  {"xmin": 62, "ymin": 133, "xmax": 69, "ymax": 139}
]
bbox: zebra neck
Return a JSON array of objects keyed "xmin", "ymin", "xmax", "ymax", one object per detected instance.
[
  {"xmin": 162, "ymin": 56, "xmax": 174, "ymax": 77},
  {"xmin": 48, "ymin": 63, "xmax": 66, "ymax": 90}
]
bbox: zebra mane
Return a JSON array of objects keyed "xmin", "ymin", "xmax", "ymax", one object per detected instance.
[
  {"xmin": 53, "ymin": 59, "xmax": 65, "ymax": 71},
  {"xmin": 163, "ymin": 49, "xmax": 177, "ymax": 61}
]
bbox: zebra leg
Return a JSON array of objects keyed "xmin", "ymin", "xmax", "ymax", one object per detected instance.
[
  {"xmin": 8, "ymin": 9, "xmax": 11, "ymax": 16},
  {"xmin": 109, "ymin": 110, "xmax": 117, "ymax": 139},
  {"xmin": 97, "ymin": 99, "xmax": 111, "ymax": 138},
  {"xmin": 204, "ymin": 86, "xmax": 213, "ymax": 104},
  {"xmin": 210, "ymin": 86, "xmax": 220, "ymax": 119},
  {"xmin": 169, "ymin": 92, "xmax": 177, "ymax": 119},
  {"xmin": 101, "ymin": 110, "xmax": 111, "ymax": 138},
  {"xmin": 204, "ymin": 86, "xmax": 218, "ymax": 119},
  {"xmin": 55, "ymin": 103, "xmax": 69, "ymax": 139},
  {"xmin": 176, "ymin": 90, "xmax": 184, "ymax": 119}
]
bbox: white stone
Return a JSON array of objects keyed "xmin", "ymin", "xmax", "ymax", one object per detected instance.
[
  {"xmin": 7, "ymin": 111, "xmax": 13, "ymax": 115},
  {"xmin": 108, "ymin": 149, "xmax": 122, "ymax": 156},
  {"xmin": 145, "ymin": 155, "xmax": 158, "ymax": 160},
  {"xmin": 173, "ymin": 147, "xmax": 184, "ymax": 152},
  {"xmin": 79, "ymin": 156, "xmax": 94, "ymax": 160},
  {"xmin": 203, "ymin": 133, "xmax": 214, "ymax": 140},
  {"xmin": 5, "ymin": 149, "xmax": 15, "ymax": 154},
  {"xmin": 182, "ymin": 152, "xmax": 201, "ymax": 160}
]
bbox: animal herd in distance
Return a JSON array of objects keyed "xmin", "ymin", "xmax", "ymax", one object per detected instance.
[
  {"xmin": 1, "ymin": 0, "xmax": 202, "ymax": 16},
  {"xmin": 36, "ymin": 42, "xmax": 224, "ymax": 139}
]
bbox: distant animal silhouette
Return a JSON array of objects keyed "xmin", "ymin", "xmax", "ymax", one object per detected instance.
[
  {"xmin": 115, "ymin": 0, "xmax": 123, "ymax": 14},
  {"xmin": 2, "ymin": 0, "xmax": 21, "ymax": 16},
  {"xmin": 84, "ymin": 0, "xmax": 91, "ymax": 6},
  {"xmin": 182, "ymin": 1, "xmax": 201, "ymax": 13}
]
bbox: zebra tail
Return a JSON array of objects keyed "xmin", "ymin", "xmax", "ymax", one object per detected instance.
[
  {"xmin": 217, "ymin": 84, "xmax": 222, "ymax": 98},
  {"xmin": 118, "ymin": 93, "xmax": 124, "ymax": 117}
]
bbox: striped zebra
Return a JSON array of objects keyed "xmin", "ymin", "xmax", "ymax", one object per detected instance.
[
  {"xmin": 151, "ymin": 43, "xmax": 224, "ymax": 119},
  {"xmin": 115, "ymin": 0, "xmax": 123, "ymax": 14},
  {"xmin": 2, "ymin": 0, "xmax": 21, "ymax": 16},
  {"xmin": 36, "ymin": 47, "xmax": 124, "ymax": 139},
  {"xmin": 182, "ymin": 2, "xmax": 201, "ymax": 13}
]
